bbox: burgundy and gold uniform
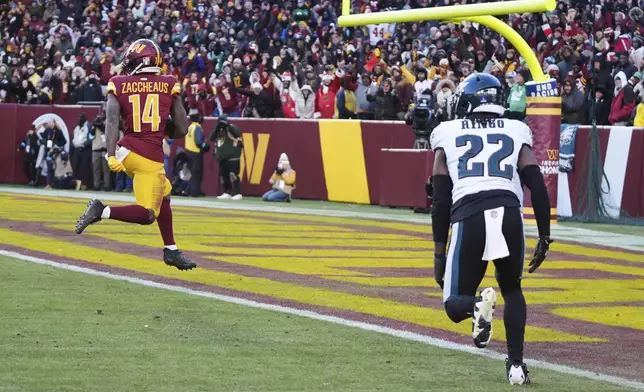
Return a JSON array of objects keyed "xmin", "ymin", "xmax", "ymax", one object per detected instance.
[
  {"xmin": 104, "ymin": 39, "xmax": 180, "ymax": 216},
  {"xmin": 74, "ymin": 38, "xmax": 197, "ymax": 272},
  {"xmin": 106, "ymin": 74, "xmax": 181, "ymax": 163}
]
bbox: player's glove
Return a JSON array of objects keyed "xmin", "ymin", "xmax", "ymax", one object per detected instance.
[
  {"xmin": 107, "ymin": 156, "xmax": 125, "ymax": 173},
  {"xmin": 434, "ymin": 253, "xmax": 446, "ymax": 289},
  {"xmin": 528, "ymin": 237, "xmax": 554, "ymax": 273}
]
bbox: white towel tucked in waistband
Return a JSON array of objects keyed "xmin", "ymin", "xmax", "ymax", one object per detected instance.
[{"xmin": 482, "ymin": 206, "xmax": 510, "ymax": 261}]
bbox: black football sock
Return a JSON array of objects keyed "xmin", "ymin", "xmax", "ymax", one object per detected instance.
[{"xmin": 503, "ymin": 290, "xmax": 527, "ymax": 364}]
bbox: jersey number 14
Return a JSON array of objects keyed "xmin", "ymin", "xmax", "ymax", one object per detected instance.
[
  {"xmin": 128, "ymin": 94, "xmax": 160, "ymax": 133},
  {"xmin": 456, "ymin": 133, "xmax": 514, "ymax": 180}
]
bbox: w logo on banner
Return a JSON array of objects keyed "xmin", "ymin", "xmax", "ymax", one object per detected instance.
[
  {"xmin": 240, "ymin": 133, "xmax": 270, "ymax": 185},
  {"xmin": 546, "ymin": 149, "xmax": 559, "ymax": 160}
]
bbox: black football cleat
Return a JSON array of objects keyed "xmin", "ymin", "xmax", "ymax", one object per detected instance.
[
  {"xmin": 163, "ymin": 249, "xmax": 197, "ymax": 271},
  {"xmin": 75, "ymin": 199, "xmax": 105, "ymax": 234}
]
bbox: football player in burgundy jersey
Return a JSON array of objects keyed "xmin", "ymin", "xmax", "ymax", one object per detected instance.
[{"xmin": 75, "ymin": 39, "xmax": 196, "ymax": 271}]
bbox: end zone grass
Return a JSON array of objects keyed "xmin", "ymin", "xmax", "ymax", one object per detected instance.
[{"xmin": 0, "ymin": 256, "xmax": 635, "ymax": 392}]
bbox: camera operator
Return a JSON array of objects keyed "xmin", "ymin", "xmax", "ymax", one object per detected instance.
[
  {"xmin": 405, "ymin": 89, "xmax": 440, "ymax": 150},
  {"xmin": 18, "ymin": 124, "xmax": 40, "ymax": 186},
  {"xmin": 90, "ymin": 109, "xmax": 111, "ymax": 191},
  {"xmin": 36, "ymin": 120, "xmax": 67, "ymax": 186},
  {"xmin": 210, "ymin": 115, "xmax": 243, "ymax": 200},
  {"xmin": 45, "ymin": 145, "xmax": 80, "ymax": 190}
]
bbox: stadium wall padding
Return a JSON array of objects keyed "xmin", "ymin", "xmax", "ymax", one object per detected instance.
[{"xmin": 1, "ymin": 104, "xmax": 643, "ymax": 218}]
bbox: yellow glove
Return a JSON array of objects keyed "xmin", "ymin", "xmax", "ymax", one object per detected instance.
[{"xmin": 107, "ymin": 156, "xmax": 125, "ymax": 172}]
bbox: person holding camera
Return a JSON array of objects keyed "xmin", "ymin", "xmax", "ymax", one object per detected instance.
[
  {"xmin": 71, "ymin": 113, "xmax": 93, "ymax": 190},
  {"xmin": 36, "ymin": 120, "xmax": 67, "ymax": 187},
  {"xmin": 18, "ymin": 124, "xmax": 40, "ymax": 186},
  {"xmin": 210, "ymin": 115, "xmax": 243, "ymax": 200},
  {"xmin": 45, "ymin": 146, "xmax": 80, "ymax": 190},
  {"xmin": 90, "ymin": 110, "xmax": 112, "ymax": 191},
  {"xmin": 262, "ymin": 153, "xmax": 296, "ymax": 203},
  {"xmin": 185, "ymin": 112, "xmax": 210, "ymax": 197}
]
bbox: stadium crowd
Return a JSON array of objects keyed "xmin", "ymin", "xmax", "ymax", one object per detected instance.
[{"xmin": 3, "ymin": 0, "xmax": 644, "ymax": 125}]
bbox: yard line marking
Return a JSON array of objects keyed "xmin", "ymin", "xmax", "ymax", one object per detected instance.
[{"xmin": 2, "ymin": 250, "xmax": 643, "ymax": 391}]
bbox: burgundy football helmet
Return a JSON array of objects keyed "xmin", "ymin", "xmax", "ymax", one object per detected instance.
[{"xmin": 122, "ymin": 39, "xmax": 163, "ymax": 75}]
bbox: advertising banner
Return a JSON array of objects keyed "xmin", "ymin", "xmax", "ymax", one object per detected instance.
[{"xmin": 525, "ymin": 79, "xmax": 561, "ymax": 222}]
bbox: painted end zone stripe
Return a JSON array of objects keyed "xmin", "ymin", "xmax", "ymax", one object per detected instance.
[
  {"xmin": 318, "ymin": 120, "xmax": 370, "ymax": 204},
  {"xmin": 3, "ymin": 250, "xmax": 643, "ymax": 391}
]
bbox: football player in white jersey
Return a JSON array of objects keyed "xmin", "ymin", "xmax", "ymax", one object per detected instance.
[{"xmin": 429, "ymin": 73, "xmax": 553, "ymax": 385}]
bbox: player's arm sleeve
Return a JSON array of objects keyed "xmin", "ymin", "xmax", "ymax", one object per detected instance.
[
  {"xmin": 520, "ymin": 164, "xmax": 550, "ymax": 238},
  {"xmin": 431, "ymin": 150, "xmax": 453, "ymax": 253},
  {"xmin": 106, "ymin": 80, "xmax": 117, "ymax": 96}
]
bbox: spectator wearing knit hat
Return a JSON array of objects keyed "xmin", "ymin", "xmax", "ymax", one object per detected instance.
[
  {"xmin": 274, "ymin": 70, "xmax": 300, "ymax": 119},
  {"xmin": 367, "ymin": 78, "xmax": 399, "ymax": 121},
  {"xmin": 336, "ymin": 73, "xmax": 358, "ymax": 119},
  {"xmin": 609, "ymin": 71, "xmax": 637, "ymax": 125},
  {"xmin": 314, "ymin": 71, "xmax": 339, "ymax": 119},
  {"xmin": 562, "ymin": 77, "xmax": 586, "ymax": 125}
]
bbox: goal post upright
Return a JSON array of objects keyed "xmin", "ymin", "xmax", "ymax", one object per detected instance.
[{"xmin": 338, "ymin": 0, "xmax": 561, "ymax": 224}]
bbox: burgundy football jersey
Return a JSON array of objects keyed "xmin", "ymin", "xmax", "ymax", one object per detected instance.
[{"xmin": 106, "ymin": 74, "xmax": 181, "ymax": 163}]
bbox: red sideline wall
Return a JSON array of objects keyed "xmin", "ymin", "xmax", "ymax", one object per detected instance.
[{"xmin": 1, "ymin": 104, "xmax": 642, "ymax": 218}]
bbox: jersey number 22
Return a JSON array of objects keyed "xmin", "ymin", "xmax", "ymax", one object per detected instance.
[
  {"xmin": 128, "ymin": 94, "xmax": 160, "ymax": 133},
  {"xmin": 456, "ymin": 133, "xmax": 514, "ymax": 180}
]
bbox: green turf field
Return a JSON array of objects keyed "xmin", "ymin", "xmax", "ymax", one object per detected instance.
[
  {"xmin": 0, "ymin": 256, "xmax": 635, "ymax": 392},
  {"xmin": 559, "ymin": 222, "xmax": 644, "ymax": 237}
]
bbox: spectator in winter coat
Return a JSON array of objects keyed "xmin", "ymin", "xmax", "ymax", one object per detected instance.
[
  {"xmin": 196, "ymin": 85, "xmax": 217, "ymax": 117},
  {"xmin": 295, "ymin": 85, "xmax": 316, "ymax": 119},
  {"xmin": 613, "ymin": 52, "xmax": 638, "ymax": 80},
  {"xmin": 367, "ymin": 79, "xmax": 399, "ymax": 121},
  {"xmin": 557, "ymin": 46, "xmax": 575, "ymax": 82},
  {"xmin": 275, "ymin": 71, "xmax": 299, "ymax": 119},
  {"xmin": 591, "ymin": 85, "xmax": 611, "ymax": 126},
  {"xmin": 336, "ymin": 74, "xmax": 358, "ymax": 119},
  {"xmin": 213, "ymin": 74, "xmax": 240, "ymax": 117},
  {"xmin": 18, "ymin": 124, "xmax": 40, "ymax": 186},
  {"xmin": 592, "ymin": 55, "xmax": 615, "ymax": 99},
  {"xmin": 71, "ymin": 113, "xmax": 92, "ymax": 190},
  {"xmin": 561, "ymin": 78, "xmax": 586, "ymax": 124},
  {"xmin": 236, "ymin": 82, "xmax": 279, "ymax": 118},
  {"xmin": 315, "ymin": 72, "xmax": 339, "ymax": 119},
  {"xmin": 90, "ymin": 114, "xmax": 110, "ymax": 191},
  {"xmin": 411, "ymin": 67, "xmax": 433, "ymax": 100},
  {"xmin": 609, "ymin": 71, "xmax": 637, "ymax": 125},
  {"xmin": 435, "ymin": 79, "xmax": 456, "ymax": 121},
  {"xmin": 77, "ymin": 73, "xmax": 104, "ymax": 103},
  {"xmin": 355, "ymin": 72, "xmax": 377, "ymax": 120},
  {"xmin": 507, "ymin": 72, "xmax": 527, "ymax": 120},
  {"xmin": 391, "ymin": 65, "xmax": 414, "ymax": 119},
  {"xmin": 634, "ymin": 93, "xmax": 644, "ymax": 127},
  {"xmin": 263, "ymin": 153, "xmax": 296, "ymax": 202}
]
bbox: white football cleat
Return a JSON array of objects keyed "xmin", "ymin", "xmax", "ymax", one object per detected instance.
[
  {"xmin": 217, "ymin": 193, "xmax": 231, "ymax": 200},
  {"xmin": 231, "ymin": 194, "xmax": 243, "ymax": 201},
  {"xmin": 472, "ymin": 287, "xmax": 497, "ymax": 348},
  {"xmin": 506, "ymin": 359, "xmax": 531, "ymax": 385}
]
